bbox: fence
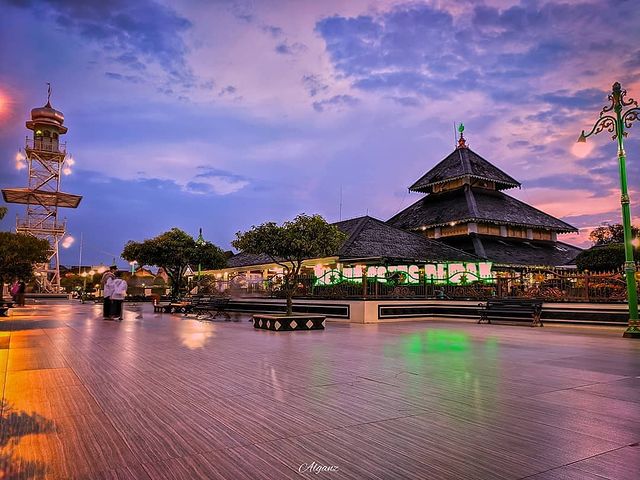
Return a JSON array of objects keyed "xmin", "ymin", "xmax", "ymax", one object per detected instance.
[{"xmin": 205, "ymin": 269, "xmax": 631, "ymax": 303}]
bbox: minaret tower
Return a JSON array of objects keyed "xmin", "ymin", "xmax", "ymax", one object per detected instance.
[{"xmin": 2, "ymin": 85, "xmax": 82, "ymax": 292}]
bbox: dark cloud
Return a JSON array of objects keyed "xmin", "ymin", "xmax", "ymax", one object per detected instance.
[
  {"xmin": 262, "ymin": 25, "xmax": 283, "ymax": 38},
  {"xmin": 275, "ymin": 41, "xmax": 307, "ymax": 55},
  {"xmin": 218, "ymin": 85, "xmax": 237, "ymax": 97},
  {"xmin": 105, "ymin": 72, "xmax": 143, "ymax": 83},
  {"xmin": 315, "ymin": 1, "xmax": 640, "ymax": 105},
  {"xmin": 113, "ymin": 53, "xmax": 146, "ymax": 72},
  {"xmin": 5, "ymin": 0, "xmax": 194, "ymax": 86},
  {"xmin": 301, "ymin": 74, "xmax": 329, "ymax": 97},
  {"xmin": 312, "ymin": 95, "xmax": 360, "ymax": 112},
  {"xmin": 387, "ymin": 96, "xmax": 421, "ymax": 107},
  {"xmin": 194, "ymin": 166, "xmax": 247, "ymax": 183},
  {"xmin": 538, "ymin": 89, "xmax": 608, "ymax": 110},
  {"xmin": 525, "ymin": 174, "xmax": 614, "ymax": 197}
]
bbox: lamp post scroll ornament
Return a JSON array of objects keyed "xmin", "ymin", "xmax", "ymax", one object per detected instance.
[{"xmin": 578, "ymin": 82, "xmax": 640, "ymax": 338}]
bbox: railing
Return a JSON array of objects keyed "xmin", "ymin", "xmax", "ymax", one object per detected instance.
[
  {"xmin": 16, "ymin": 218, "xmax": 66, "ymax": 234},
  {"xmin": 25, "ymin": 137, "xmax": 66, "ymax": 154},
  {"xmin": 203, "ymin": 269, "xmax": 632, "ymax": 303}
]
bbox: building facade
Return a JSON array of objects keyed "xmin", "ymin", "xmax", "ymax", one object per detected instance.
[{"xmin": 208, "ymin": 127, "xmax": 581, "ymax": 291}]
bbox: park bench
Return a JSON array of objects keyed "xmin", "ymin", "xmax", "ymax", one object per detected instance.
[
  {"xmin": 153, "ymin": 302, "xmax": 172, "ymax": 313},
  {"xmin": 188, "ymin": 296, "xmax": 231, "ymax": 321},
  {"xmin": 478, "ymin": 299, "xmax": 543, "ymax": 327},
  {"xmin": 153, "ymin": 300, "xmax": 192, "ymax": 314},
  {"xmin": 0, "ymin": 300, "xmax": 15, "ymax": 317}
]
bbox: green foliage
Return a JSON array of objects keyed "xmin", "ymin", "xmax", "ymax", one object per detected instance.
[
  {"xmin": 60, "ymin": 272, "xmax": 102, "ymax": 293},
  {"xmin": 232, "ymin": 214, "xmax": 346, "ymax": 314},
  {"xmin": 575, "ymin": 243, "xmax": 640, "ymax": 272},
  {"xmin": 122, "ymin": 228, "xmax": 226, "ymax": 297},
  {"xmin": 589, "ymin": 224, "xmax": 640, "ymax": 246},
  {"xmin": 60, "ymin": 274, "xmax": 84, "ymax": 293},
  {"xmin": 0, "ymin": 207, "xmax": 6, "ymax": 220},
  {"xmin": 0, "ymin": 232, "xmax": 50, "ymax": 291}
]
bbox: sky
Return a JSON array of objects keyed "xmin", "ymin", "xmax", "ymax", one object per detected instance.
[{"xmin": 1, "ymin": 0, "xmax": 639, "ymax": 266}]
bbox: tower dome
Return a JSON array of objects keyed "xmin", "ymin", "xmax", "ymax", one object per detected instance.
[{"xmin": 26, "ymin": 100, "xmax": 67, "ymax": 133}]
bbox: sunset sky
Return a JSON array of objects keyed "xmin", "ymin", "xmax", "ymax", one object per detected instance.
[{"xmin": 1, "ymin": 0, "xmax": 639, "ymax": 265}]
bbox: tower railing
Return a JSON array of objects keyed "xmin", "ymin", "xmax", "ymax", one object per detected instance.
[
  {"xmin": 16, "ymin": 218, "xmax": 66, "ymax": 234},
  {"xmin": 25, "ymin": 137, "xmax": 66, "ymax": 154}
]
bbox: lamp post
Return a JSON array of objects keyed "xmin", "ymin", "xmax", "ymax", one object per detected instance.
[
  {"xmin": 81, "ymin": 271, "xmax": 87, "ymax": 303},
  {"xmin": 195, "ymin": 228, "xmax": 206, "ymax": 294},
  {"xmin": 578, "ymin": 81, "xmax": 640, "ymax": 338}
]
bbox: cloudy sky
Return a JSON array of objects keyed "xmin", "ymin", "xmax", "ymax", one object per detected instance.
[{"xmin": 1, "ymin": 0, "xmax": 639, "ymax": 265}]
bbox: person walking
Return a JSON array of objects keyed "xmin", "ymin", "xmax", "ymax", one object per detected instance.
[
  {"xmin": 100, "ymin": 266, "xmax": 117, "ymax": 319},
  {"xmin": 108, "ymin": 272, "xmax": 128, "ymax": 321}
]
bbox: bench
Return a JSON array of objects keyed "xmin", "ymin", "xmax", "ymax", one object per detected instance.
[
  {"xmin": 0, "ymin": 300, "xmax": 14, "ymax": 317},
  {"xmin": 153, "ymin": 302, "xmax": 172, "ymax": 313},
  {"xmin": 153, "ymin": 301, "xmax": 193, "ymax": 314},
  {"xmin": 188, "ymin": 297, "xmax": 231, "ymax": 321},
  {"xmin": 478, "ymin": 299, "xmax": 543, "ymax": 327}
]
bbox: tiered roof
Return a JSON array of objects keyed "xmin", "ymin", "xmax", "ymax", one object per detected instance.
[
  {"xmin": 388, "ymin": 187, "xmax": 577, "ymax": 233},
  {"xmin": 441, "ymin": 236, "xmax": 582, "ymax": 267},
  {"xmin": 387, "ymin": 127, "xmax": 581, "ymax": 267},
  {"xmin": 333, "ymin": 216, "xmax": 476, "ymax": 262},
  {"xmin": 409, "ymin": 147, "xmax": 520, "ymax": 193}
]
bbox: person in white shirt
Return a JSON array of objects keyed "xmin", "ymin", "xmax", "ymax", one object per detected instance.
[
  {"xmin": 100, "ymin": 266, "xmax": 117, "ymax": 318},
  {"xmin": 106, "ymin": 272, "xmax": 127, "ymax": 320}
]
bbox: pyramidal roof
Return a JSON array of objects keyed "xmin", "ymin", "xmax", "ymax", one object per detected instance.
[
  {"xmin": 409, "ymin": 146, "xmax": 520, "ymax": 193},
  {"xmin": 387, "ymin": 188, "xmax": 578, "ymax": 233}
]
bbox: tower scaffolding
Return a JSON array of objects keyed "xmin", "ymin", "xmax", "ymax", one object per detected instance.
[{"xmin": 2, "ymin": 86, "xmax": 82, "ymax": 293}]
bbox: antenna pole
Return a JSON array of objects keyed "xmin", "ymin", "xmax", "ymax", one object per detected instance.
[
  {"xmin": 453, "ymin": 121, "xmax": 457, "ymax": 148},
  {"xmin": 78, "ymin": 232, "xmax": 83, "ymax": 274},
  {"xmin": 339, "ymin": 185, "xmax": 343, "ymax": 221}
]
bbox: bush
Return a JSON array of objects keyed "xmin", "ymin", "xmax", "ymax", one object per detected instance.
[{"xmin": 575, "ymin": 243, "xmax": 640, "ymax": 272}]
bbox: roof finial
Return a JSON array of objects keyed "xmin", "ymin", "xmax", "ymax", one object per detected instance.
[
  {"xmin": 457, "ymin": 123, "xmax": 467, "ymax": 149},
  {"xmin": 46, "ymin": 82, "xmax": 52, "ymax": 107},
  {"xmin": 196, "ymin": 227, "xmax": 206, "ymax": 245}
]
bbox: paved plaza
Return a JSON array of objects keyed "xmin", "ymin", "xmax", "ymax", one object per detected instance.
[{"xmin": 1, "ymin": 302, "xmax": 639, "ymax": 479}]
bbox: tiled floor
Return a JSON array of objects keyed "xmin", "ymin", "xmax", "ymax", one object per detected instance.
[{"xmin": 1, "ymin": 302, "xmax": 639, "ymax": 479}]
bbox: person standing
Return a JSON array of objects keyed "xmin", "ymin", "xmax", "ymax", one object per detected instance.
[
  {"xmin": 109, "ymin": 272, "xmax": 128, "ymax": 321},
  {"xmin": 100, "ymin": 266, "xmax": 117, "ymax": 319},
  {"xmin": 15, "ymin": 280, "xmax": 26, "ymax": 307},
  {"xmin": 10, "ymin": 280, "xmax": 19, "ymax": 303}
]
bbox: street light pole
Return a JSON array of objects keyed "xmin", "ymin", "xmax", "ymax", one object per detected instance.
[
  {"xmin": 578, "ymin": 82, "xmax": 640, "ymax": 338},
  {"xmin": 195, "ymin": 227, "xmax": 206, "ymax": 294}
]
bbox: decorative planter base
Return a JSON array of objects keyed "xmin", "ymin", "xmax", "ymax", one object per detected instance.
[{"xmin": 252, "ymin": 314, "xmax": 325, "ymax": 331}]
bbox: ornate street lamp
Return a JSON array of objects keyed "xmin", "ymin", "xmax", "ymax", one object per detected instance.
[{"xmin": 578, "ymin": 82, "xmax": 640, "ymax": 338}]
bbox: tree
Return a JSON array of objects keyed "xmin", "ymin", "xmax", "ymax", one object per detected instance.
[
  {"xmin": 122, "ymin": 228, "xmax": 226, "ymax": 297},
  {"xmin": 575, "ymin": 243, "xmax": 640, "ymax": 272},
  {"xmin": 0, "ymin": 232, "xmax": 50, "ymax": 298},
  {"xmin": 589, "ymin": 224, "xmax": 640, "ymax": 246},
  {"xmin": 232, "ymin": 214, "xmax": 346, "ymax": 315}
]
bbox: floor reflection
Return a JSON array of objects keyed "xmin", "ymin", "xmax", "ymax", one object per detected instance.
[
  {"xmin": 0, "ymin": 401, "xmax": 55, "ymax": 479},
  {"xmin": 179, "ymin": 323, "xmax": 216, "ymax": 350}
]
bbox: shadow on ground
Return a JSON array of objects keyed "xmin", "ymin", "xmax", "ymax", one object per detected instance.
[{"xmin": 0, "ymin": 401, "xmax": 56, "ymax": 479}]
